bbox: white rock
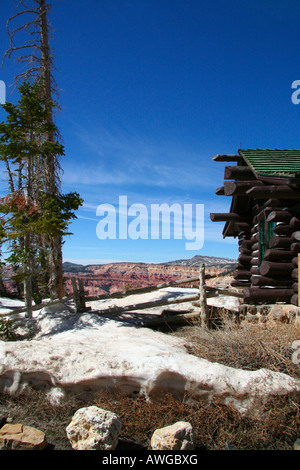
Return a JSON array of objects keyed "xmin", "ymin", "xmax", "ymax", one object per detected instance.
[
  {"xmin": 66, "ymin": 406, "xmax": 122, "ymax": 450},
  {"xmin": 151, "ymin": 421, "xmax": 195, "ymax": 450}
]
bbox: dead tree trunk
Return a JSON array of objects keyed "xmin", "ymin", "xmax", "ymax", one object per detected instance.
[{"xmin": 4, "ymin": 0, "xmax": 64, "ymax": 300}]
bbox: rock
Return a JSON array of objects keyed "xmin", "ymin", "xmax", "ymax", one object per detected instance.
[
  {"xmin": 151, "ymin": 421, "xmax": 195, "ymax": 450},
  {"xmin": 294, "ymin": 439, "xmax": 300, "ymax": 450},
  {"xmin": 66, "ymin": 406, "xmax": 122, "ymax": 450},
  {"xmin": 291, "ymin": 340, "xmax": 300, "ymax": 365},
  {"xmin": 269, "ymin": 306, "xmax": 290, "ymax": 323},
  {"xmin": 0, "ymin": 423, "xmax": 47, "ymax": 450}
]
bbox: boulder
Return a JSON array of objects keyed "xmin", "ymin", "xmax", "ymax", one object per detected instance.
[
  {"xmin": 294, "ymin": 438, "xmax": 300, "ymax": 450},
  {"xmin": 151, "ymin": 421, "xmax": 195, "ymax": 450},
  {"xmin": 0, "ymin": 423, "xmax": 47, "ymax": 450},
  {"xmin": 269, "ymin": 306, "xmax": 290, "ymax": 323},
  {"xmin": 66, "ymin": 406, "xmax": 122, "ymax": 450}
]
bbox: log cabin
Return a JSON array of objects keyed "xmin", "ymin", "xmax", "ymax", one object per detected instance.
[{"xmin": 210, "ymin": 149, "xmax": 300, "ymax": 306}]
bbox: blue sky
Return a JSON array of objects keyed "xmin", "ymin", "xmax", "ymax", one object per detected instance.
[{"xmin": 1, "ymin": 0, "xmax": 300, "ymax": 264}]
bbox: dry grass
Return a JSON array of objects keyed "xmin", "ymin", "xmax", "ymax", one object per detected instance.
[
  {"xmin": 0, "ymin": 389, "xmax": 79, "ymax": 449},
  {"xmin": 94, "ymin": 389, "xmax": 300, "ymax": 450},
  {"xmin": 172, "ymin": 315, "xmax": 300, "ymax": 379},
  {"xmin": 1, "ymin": 387, "xmax": 300, "ymax": 450},
  {"xmin": 1, "ymin": 313, "xmax": 300, "ymax": 450}
]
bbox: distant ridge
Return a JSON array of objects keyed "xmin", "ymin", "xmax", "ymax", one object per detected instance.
[
  {"xmin": 162, "ymin": 255, "xmax": 236, "ymax": 268},
  {"xmin": 60, "ymin": 256, "xmax": 236, "ymax": 297},
  {"xmin": 63, "ymin": 255, "xmax": 236, "ymax": 273},
  {"xmin": 62, "ymin": 262, "xmax": 87, "ymax": 273}
]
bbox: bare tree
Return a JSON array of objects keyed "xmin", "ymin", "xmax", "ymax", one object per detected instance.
[
  {"xmin": 3, "ymin": 0, "xmax": 65, "ymax": 299},
  {"xmin": 3, "ymin": 0, "xmax": 58, "ymax": 102}
]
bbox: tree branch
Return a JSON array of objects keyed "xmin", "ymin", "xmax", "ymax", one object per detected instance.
[
  {"xmin": 7, "ymin": 20, "xmax": 40, "ymax": 44},
  {"xmin": 2, "ymin": 43, "xmax": 42, "ymax": 67},
  {"xmin": 16, "ymin": 54, "xmax": 41, "ymax": 64},
  {"xmin": 7, "ymin": 10, "xmax": 39, "ymax": 35}
]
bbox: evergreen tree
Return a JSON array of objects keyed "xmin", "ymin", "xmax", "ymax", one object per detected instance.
[
  {"xmin": 0, "ymin": 81, "xmax": 83, "ymax": 315},
  {"xmin": 3, "ymin": 0, "xmax": 71, "ymax": 299}
]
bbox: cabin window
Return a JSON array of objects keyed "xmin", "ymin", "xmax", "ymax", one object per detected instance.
[
  {"xmin": 259, "ymin": 221, "xmax": 265, "ymax": 266},
  {"xmin": 268, "ymin": 221, "xmax": 276, "ymax": 241},
  {"xmin": 259, "ymin": 221, "xmax": 277, "ymax": 266}
]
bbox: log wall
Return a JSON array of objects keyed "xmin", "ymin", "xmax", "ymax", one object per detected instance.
[
  {"xmin": 244, "ymin": 206, "xmax": 300, "ymax": 305},
  {"xmin": 247, "ymin": 205, "xmax": 300, "ymax": 305},
  {"xmin": 231, "ymin": 233, "xmax": 252, "ymax": 289},
  {"xmin": 211, "ymin": 157, "xmax": 300, "ymax": 305}
]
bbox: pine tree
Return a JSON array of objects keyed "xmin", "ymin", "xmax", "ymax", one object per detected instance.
[
  {"xmin": 0, "ymin": 81, "xmax": 83, "ymax": 315},
  {"xmin": 3, "ymin": 0, "xmax": 80, "ymax": 299}
]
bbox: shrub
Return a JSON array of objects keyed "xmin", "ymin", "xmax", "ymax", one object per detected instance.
[{"xmin": 0, "ymin": 317, "xmax": 17, "ymax": 341}]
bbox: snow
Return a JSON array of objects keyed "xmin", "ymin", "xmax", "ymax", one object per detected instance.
[
  {"xmin": 0, "ymin": 290, "xmax": 299, "ymax": 415},
  {"xmin": 0, "ymin": 286, "xmax": 241, "ymax": 320}
]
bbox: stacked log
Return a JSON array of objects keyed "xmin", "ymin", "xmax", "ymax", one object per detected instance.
[
  {"xmin": 209, "ymin": 208, "xmax": 252, "ymax": 288},
  {"xmin": 244, "ymin": 199, "xmax": 300, "ymax": 305},
  {"xmin": 231, "ymin": 234, "xmax": 252, "ymax": 288},
  {"xmin": 249, "ymin": 208, "xmax": 300, "ymax": 305},
  {"xmin": 249, "ymin": 223, "xmax": 260, "ymax": 279},
  {"xmin": 246, "ymin": 185, "xmax": 299, "ymax": 200},
  {"xmin": 243, "ymin": 287, "xmax": 294, "ymax": 304},
  {"xmin": 211, "ymin": 157, "xmax": 300, "ymax": 305}
]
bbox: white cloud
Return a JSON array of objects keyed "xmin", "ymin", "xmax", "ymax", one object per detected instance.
[
  {"xmin": 63, "ymin": 257, "xmax": 119, "ymax": 266},
  {"xmin": 63, "ymin": 123, "xmax": 222, "ymax": 190}
]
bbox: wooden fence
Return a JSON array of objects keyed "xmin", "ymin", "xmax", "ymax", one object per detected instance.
[
  {"xmin": 69, "ymin": 263, "xmax": 242, "ymax": 327},
  {"xmin": 0, "ymin": 264, "xmax": 242, "ymax": 327}
]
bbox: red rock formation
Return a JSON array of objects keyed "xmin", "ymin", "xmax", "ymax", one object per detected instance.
[
  {"xmin": 1, "ymin": 261, "xmax": 233, "ymax": 299},
  {"xmin": 62, "ymin": 263, "xmax": 230, "ymax": 297}
]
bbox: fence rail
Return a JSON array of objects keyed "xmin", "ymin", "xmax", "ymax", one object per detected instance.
[
  {"xmin": 71, "ymin": 264, "xmax": 241, "ymax": 326},
  {"xmin": 0, "ymin": 294, "xmax": 74, "ymax": 318},
  {"xmin": 0, "ymin": 264, "xmax": 241, "ymax": 327}
]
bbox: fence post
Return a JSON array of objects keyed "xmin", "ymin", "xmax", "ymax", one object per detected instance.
[
  {"xmin": 199, "ymin": 263, "xmax": 208, "ymax": 327},
  {"xmin": 71, "ymin": 277, "xmax": 90, "ymax": 313},
  {"xmin": 71, "ymin": 277, "xmax": 80, "ymax": 313},
  {"xmin": 78, "ymin": 278, "xmax": 87, "ymax": 311}
]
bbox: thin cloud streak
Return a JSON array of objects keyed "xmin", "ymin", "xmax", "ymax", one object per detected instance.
[{"xmin": 63, "ymin": 123, "xmax": 219, "ymax": 189}]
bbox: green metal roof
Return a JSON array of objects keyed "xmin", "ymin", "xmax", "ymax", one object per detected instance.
[{"xmin": 238, "ymin": 149, "xmax": 300, "ymax": 178}]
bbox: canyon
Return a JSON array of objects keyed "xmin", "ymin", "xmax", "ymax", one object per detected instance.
[
  {"xmin": 62, "ymin": 255, "xmax": 235, "ymax": 297},
  {"xmin": 1, "ymin": 255, "xmax": 236, "ymax": 298}
]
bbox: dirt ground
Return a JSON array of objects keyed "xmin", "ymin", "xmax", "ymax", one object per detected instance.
[{"xmin": 2, "ymin": 319, "xmax": 300, "ymax": 451}]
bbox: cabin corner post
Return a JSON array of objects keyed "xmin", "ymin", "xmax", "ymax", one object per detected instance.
[{"xmin": 298, "ymin": 253, "xmax": 300, "ymax": 307}]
